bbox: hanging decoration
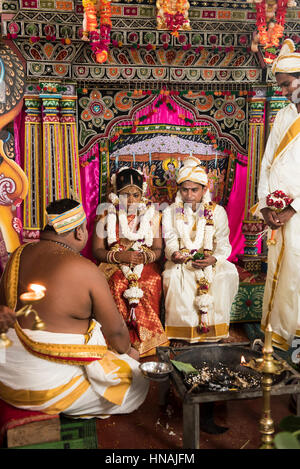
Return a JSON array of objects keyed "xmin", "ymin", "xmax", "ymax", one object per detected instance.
[
  {"xmin": 156, "ymin": 0, "xmax": 191, "ymax": 36},
  {"xmin": 250, "ymin": 0, "xmax": 296, "ymax": 63},
  {"xmin": 82, "ymin": 0, "xmax": 112, "ymax": 64}
]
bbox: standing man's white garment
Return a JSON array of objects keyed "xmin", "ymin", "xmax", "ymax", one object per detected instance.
[
  {"xmin": 162, "ymin": 157, "xmax": 239, "ymax": 343},
  {"xmin": 255, "ymin": 38, "xmax": 300, "ymax": 350}
]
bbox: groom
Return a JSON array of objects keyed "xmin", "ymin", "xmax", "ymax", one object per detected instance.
[{"xmin": 162, "ymin": 156, "xmax": 239, "ymax": 344}]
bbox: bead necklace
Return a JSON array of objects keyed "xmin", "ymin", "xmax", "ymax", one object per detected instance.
[{"xmin": 42, "ymin": 238, "xmax": 78, "ymax": 254}]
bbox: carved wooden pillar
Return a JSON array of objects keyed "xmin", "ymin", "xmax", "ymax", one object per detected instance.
[
  {"xmin": 238, "ymin": 88, "xmax": 266, "ymax": 271},
  {"xmin": 23, "ymin": 94, "xmax": 42, "ymax": 242},
  {"xmin": 40, "ymin": 87, "xmax": 64, "ymax": 228},
  {"xmin": 267, "ymin": 88, "xmax": 288, "ymax": 133},
  {"xmin": 60, "ymin": 94, "xmax": 82, "ymax": 202}
]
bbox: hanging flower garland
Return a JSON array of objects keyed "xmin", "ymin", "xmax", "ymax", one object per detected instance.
[
  {"xmin": 255, "ymin": 0, "xmax": 289, "ymax": 50},
  {"xmin": 156, "ymin": 0, "xmax": 191, "ymax": 37},
  {"xmin": 82, "ymin": 0, "xmax": 112, "ymax": 64},
  {"xmin": 251, "ymin": 0, "xmax": 297, "ymax": 62}
]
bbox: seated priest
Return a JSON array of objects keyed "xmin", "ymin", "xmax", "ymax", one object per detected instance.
[
  {"xmin": 92, "ymin": 167, "xmax": 169, "ymax": 358},
  {"xmin": 162, "ymin": 156, "xmax": 239, "ymax": 343},
  {"xmin": 0, "ymin": 198, "xmax": 149, "ymax": 417}
]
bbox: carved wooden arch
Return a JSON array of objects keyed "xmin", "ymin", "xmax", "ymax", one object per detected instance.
[{"xmin": 79, "ymin": 91, "xmax": 247, "ymax": 157}]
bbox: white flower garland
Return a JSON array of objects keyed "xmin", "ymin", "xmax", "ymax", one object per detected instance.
[
  {"xmin": 107, "ymin": 192, "xmax": 155, "ymax": 309},
  {"xmin": 107, "ymin": 192, "xmax": 154, "ymax": 247},
  {"xmin": 173, "ymin": 192, "xmax": 215, "ymax": 333}
]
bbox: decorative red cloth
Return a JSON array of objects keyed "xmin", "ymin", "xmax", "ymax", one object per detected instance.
[
  {"xmin": 109, "ymin": 262, "xmax": 168, "ymax": 356},
  {"xmin": 0, "ymin": 398, "xmax": 59, "ymax": 447}
]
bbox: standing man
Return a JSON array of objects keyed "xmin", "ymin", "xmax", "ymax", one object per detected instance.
[
  {"xmin": 255, "ymin": 39, "xmax": 300, "ymax": 351},
  {"xmin": 162, "ymin": 156, "xmax": 239, "ymax": 343}
]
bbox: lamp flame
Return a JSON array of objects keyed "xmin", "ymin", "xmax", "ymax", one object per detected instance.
[
  {"xmin": 28, "ymin": 284, "xmax": 46, "ymax": 294},
  {"xmin": 240, "ymin": 355, "xmax": 246, "ymax": 365},
  {"xmin": 20, "ymin": 284, "xmax": 46, "ymax": 303}
]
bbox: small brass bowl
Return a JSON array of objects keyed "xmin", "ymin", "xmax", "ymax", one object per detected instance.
[{"xmin": 140, "ymin": 361, "xmax": 173, "ymax": 381}]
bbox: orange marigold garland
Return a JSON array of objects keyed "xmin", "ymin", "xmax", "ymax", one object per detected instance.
[
  {"xmin": 82, "ymin": 0, "xmax": 111, "ymax": 64},
  {"xmin": 250, "ymin": 0, "xmax": 297, "ymax": 63},
  {"xmin": 255, "ymin": 0, "xmax": 288, "ymax": 50}
]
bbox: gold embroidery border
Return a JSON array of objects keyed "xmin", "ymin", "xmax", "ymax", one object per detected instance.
[
  {"xmin": 265, "ymin": 227, "xmax": 285, "ymax": 326},
  {"xmin": 3, "ymin": 244, "xmax": 27, "ymax": 310},
  {"xmin": 165, "ymin": 323, "xmax": 228, "ymax": 341},
  {"xmin": 273, "ymin": 114, "xmax": 300, "ymax": 163},
  {"xmin": 15, "ymin": 321, "xmax": 107, "ymax": 362},
  {"xmin": 0, "ymin": 374, "xmax": 90, "ymax": 415},
  {"xmin": 261, "ymin": 323, "xmax": 300, "ymax": 351}
]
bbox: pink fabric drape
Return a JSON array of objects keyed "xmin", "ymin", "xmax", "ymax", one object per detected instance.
[
  {"xmin": 13, "ymin": 110, "xmax": 25, "ymax": 168},
  {"xmin": 135, "ymin": 96, "xmax": 194, "ymax": 125},
  {"xmin": 13, "ymin": 109, "xmax": 26, "ymax": 241},
  {"xmin": 12, "ymin": 94, "xmax": 251, "ymax": 267},
  {"xmin": 79, "ymin": 155, "xmax": 100, "ymax": 261},
  {"xmin": 225, "ymin": 159, "xmax": 247, "ymax": 263}
]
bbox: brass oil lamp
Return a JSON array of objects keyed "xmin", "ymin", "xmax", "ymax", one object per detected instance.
[{"xmin": 0, "ymin": 283, "xmax": 46, "ymax": 348}]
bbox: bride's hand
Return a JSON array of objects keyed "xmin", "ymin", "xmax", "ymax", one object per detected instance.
[{"xmin": 116, "ymin": 251, "xmax": 144, "ymax": 265}]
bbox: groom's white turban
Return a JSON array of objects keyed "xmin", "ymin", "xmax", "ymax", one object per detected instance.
[{"xmin": 176, "ymin": 156, "xmax": 208, "ymax": 186}]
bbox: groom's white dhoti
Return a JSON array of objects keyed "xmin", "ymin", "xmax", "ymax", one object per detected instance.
[{"xmin": 163, "ymin": 258, "xmax": 238, "ymax": 342}]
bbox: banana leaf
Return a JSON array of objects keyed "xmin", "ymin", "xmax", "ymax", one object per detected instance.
[{"xmin": 171, "ymin": 360, "xmax": 198, "ymax": 374}]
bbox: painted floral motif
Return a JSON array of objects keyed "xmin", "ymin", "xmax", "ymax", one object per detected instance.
[
  {"xmin": 79, "ymin": 89, "xmax": 114, "ymax": 127},
  {"xmin": 214, "ymin": 95, "xmax": 245, "ymax": 126},
  {"xmin": 12, "ymin": 217, "xmax": 22, "ymax": 234}
]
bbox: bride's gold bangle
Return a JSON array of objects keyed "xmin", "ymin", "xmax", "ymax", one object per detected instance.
[{"xmin": 112, "ymin": 250, "xmax": 121, "ymax": 264}]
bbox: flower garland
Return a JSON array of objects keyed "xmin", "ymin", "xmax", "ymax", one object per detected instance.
[
  {"xmin": 164, "ymin": 11, "xmax": 187, "ymax": 36},
  {"xmin": 157, "ymin": 0, "xmax": 190, "ymax": 37},
  {"xmin": 173, "ymin": 193, "xmax": 215, "ymax": 333},
  {"xmin": 106, "ymin": 189, "xmax": 155, "ymax": 330},
  {"xmin": 82, "ymin": 0, "xmax": 111, "ymax": 64},
  {"xmin": 255, "ymin": 0, "xmax": 288, "ymax": 49}
]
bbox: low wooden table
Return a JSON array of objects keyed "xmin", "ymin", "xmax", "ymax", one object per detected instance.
[{"xmin": 157, "ymin": 342, "xmax": 300, "ymax": 449}]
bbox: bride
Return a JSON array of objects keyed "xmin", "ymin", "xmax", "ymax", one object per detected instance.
[{"xmin": 92, "ymin": 166, "xmax": 168, "ymax": 357}]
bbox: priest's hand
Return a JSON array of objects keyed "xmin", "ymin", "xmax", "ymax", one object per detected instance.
[
  {"xmin": 191, "ymin": 254, "xmax": 217, "ymax": 269},
  {"xmin": 0, "ymin": 305, "xmax": 16, "ymax": 333},
  {"xmin": 171, "ymin": 251, "xmax": 187, "ymax": 264}
]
